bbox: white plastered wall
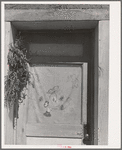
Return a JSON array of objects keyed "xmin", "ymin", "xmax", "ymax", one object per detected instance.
[
  {"xmin": 98, "ymin": 21, "xmax": 109, "ymax": 145},
  {"xmin": 4, "ymin": 22, "xmax": 17, "ymax": 144}
]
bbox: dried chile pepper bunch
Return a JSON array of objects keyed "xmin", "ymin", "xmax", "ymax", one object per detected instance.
[{"xmin": 4, "ymin": 33, "xmax": 30, "ymax": 107}]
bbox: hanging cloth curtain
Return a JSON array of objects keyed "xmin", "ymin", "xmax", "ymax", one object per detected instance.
[{"xmin": 27, "ymin": 65, "xmax": 82, "ymax": 125}]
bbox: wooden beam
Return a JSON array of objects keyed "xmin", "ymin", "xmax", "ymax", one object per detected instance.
[
  {"xmin": 82, "ymin": 63, "xmax": 88, "ymax": 125},
  {"xmin": 29, "ymin": 56, "xmax": 88, "ymax": 64},
  {"xmin": 93, "ymin": 23, "xmax": 99, "ymax": 145},
  {"xmin": 16, "ymin": 100, "xmax": 27, "ymax": 144},
  {"xmin": 5, "ymin": 9, "xmax": 109, "ymax": 22},
  {"xmin": 26, "ymin": 123, "xmax": 84, "ymax": 138}
]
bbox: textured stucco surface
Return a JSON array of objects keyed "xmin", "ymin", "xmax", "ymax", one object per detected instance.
[
  {"xmin": 98, "ymin": 21, "xmax": 109, "ymax": 145},
  {"xmin": 5, "ymin": 9, "xmax": 109, "ymax": 21},
  {"xmin": 5, "ymin": 4, "xmax": 109, "ymax": 10},
  {"xmin": 5, "ymin": 4, "xmax": 109, "ymax": 21}
]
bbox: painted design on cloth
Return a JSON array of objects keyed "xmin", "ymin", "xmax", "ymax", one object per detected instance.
[{"xmin": 27, "ymin": 66, "xmax": 82, "ymax": 124}]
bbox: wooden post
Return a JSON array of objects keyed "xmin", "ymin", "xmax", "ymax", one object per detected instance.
[
  {"xmin": 98, "ymin": 21, "xmax": 109, "ymax": 145},
  {"xmin": 82, "ymin": 63, "xmax": 88, "ymax": 125}
]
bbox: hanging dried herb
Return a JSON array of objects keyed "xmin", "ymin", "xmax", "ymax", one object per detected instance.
[{"xmin": 4, "ymin": 33, "xmax": 30, "ymax": 107}]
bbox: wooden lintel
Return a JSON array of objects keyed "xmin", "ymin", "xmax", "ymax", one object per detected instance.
[{"xmin": 5, "ymin": 9, "xmax": 109, "ymax": 22}]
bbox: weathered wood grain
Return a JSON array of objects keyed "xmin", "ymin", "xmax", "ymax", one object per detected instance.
[
  {"xmin": 16, "ymin": 98, "xmax": 27, "ymax": 144},
  {"xmin": 82, "ymin": 63, "xmax": 88, "ymax": 124},
  {"xmin": 26, "ymin": 123, "xmax": 83, "ymax": 138}
]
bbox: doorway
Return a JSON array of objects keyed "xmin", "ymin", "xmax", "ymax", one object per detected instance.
[
  {"xmin": 6, "ymin": 21, "xmax": 98, "ymax": 145},
  {"xmin": 21, "ymin": 30, "xmax": 89, "ymax": 145}
]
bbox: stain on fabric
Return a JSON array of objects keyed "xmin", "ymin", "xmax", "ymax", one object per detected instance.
[{"xmin": 59, "ymin": 96, "xmax": 64, "ymax": 101}]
